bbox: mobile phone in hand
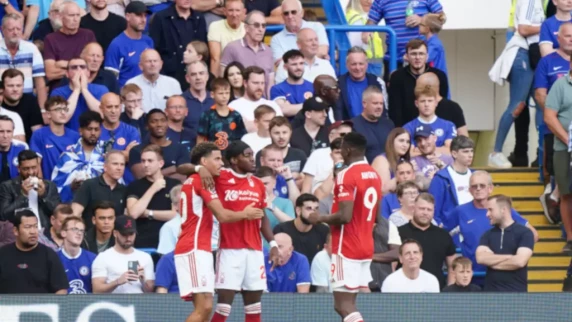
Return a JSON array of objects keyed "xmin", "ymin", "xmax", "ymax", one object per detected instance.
[{"xmin": 128, "ymin": 261, "xmax": 139, "ymax": 281}]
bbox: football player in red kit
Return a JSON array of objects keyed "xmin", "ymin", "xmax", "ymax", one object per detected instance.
[
  {"xmin": 307, "ymin": 132, "xmax": 382, "ymax": 322},
  {"xmin": 211, "ymin": 141, "xmax": 279, "ymax": 322},
  {"xmin": 174, "ymin": 142, "xmax": 264, "ymax": 322}
]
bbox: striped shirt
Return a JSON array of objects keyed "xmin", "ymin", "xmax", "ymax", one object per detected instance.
[
  {"xmin": 0, "ymin": 39, "xmax": 45, "ymax": 93},
  {"xmin": 368, "ymin": 0, "xmax": 443, "ymax": 60}
]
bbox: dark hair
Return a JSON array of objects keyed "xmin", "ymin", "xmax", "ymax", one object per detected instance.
[
  {"xmin": 1, "ymin": 68, "xmax": 24, "ymax": 86},
  {"xmin": 415, "ymin": 192, "xmax": 434, "ymax": 204},
  {"xmin": 243, "ymin": 65, "xmax": 265, "ymax": 81},
  {"xmin": 146, "ymin": 108, "xmax": 167, "ymax": 125},
  {"xmin": 67, "ymin": 56, "xmax": 86, "ymax": 69},
  {"xmin": 330, "ymin": 137, "xmax": 343, "ymax": 150},
  {"xmin": 255, "ymin": 165, "xmax": 275, "ymax": 178},
  {"xmin": 211, "ymin": 77, "xmax": 231, "ymax": 92},
  {"xmin": 295, "ymin": 193, "xmax": 319, "ymax": 208},
  {"xmin": 225, "ymin": 141, "xmax": 251, "ymax": 163},
  {"xmin": 79, "ymin": 110, "xmax": 102, "ymax": 128},
  {"xmin": 93, "ymin": 200, "xmax": 116, "ymax": 217},
  {"xmin": 396, "ymin": 180, "xmax": 419, "ymax": 198},
  {"xmin": 406, "ymin": 39, "xmax": 427, "ymax": 53},
  {"xmin": 141, "ymin": 143, "xmax": 164, "ymax": 160},
  {"xmin": 13, "ymin": 209, "xmax": 37, "ymax": 228},
  {"xmin": 488, "ymin": 194, "xmax": 512, "ymax": 210},
  {"xmin": 341, "ymin": 132, "xmax": 367, "ymax": 155},
  {"xmin": 450, "ymin": 135, "xmax": 474, "ymax": 153},
  {"xmin": 303, "ymin": 9, "xmax": 318, "ymax": 21},
  {"xmin": 384, "ymin": 127, "xmax": 411, "ymax": 173},
  {"xmin": 44, "ymin": 96, "xmax": 68, "ymax": 111},
  {"xmin": 0, "ymin": 114, "xmax": 14, "ymax": 127},
  {"xmin": 52, "ymin": 203, "xmax": 73, "ymax": 218},
  {"xmin": 17, "ymin": 150, "xmax": 39, "ymax": 164},
  {"xmin": 191, "ymin": 142, "xmax": 220, "ymax": 165},
  {"xmin": 399, "ymin": 238, "xmax": 424, "ymax": 255},
  {"xmin": 269, "ymin": 116, "xmax": 292, "ymax": 132},
  {"xmin": 282, "ymin": 49, "xmax": 304, "ymax": 64},
  {"xmin": 224, "ymin": 61, "xmax": 245, "ymax": 83}
]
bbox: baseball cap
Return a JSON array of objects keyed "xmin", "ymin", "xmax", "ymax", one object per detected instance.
[
  {"xmin": 329, "ymin": 120, "xmax": 353, "ymax": 134},
  {"xmin": 125, "ymin": 1, "xmax": 148, "ymax": 14},
  {"xmin": 302, "ymin": 96, "xmax": 329, "ymax": 113},
  {"xmin": 414, "ymin": 124, "xmax": 434, "ymax": 139},
  {"xmin": 115, "ymin": 216, "xmax": 137, "ymax": 235}
]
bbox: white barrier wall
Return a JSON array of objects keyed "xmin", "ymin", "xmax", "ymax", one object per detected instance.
[{"xmin": 440, "ymin": 0, "xmax": 511, "ymax": 30}]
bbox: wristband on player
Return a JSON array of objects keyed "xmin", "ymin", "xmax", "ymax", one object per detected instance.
[
  {"xmin": 285, "ymin": 177, "xmax": 293, "ymax": 182},
  {"xmin": 269, "ymin": 240, "xmax": 278, "ymax": 249}
]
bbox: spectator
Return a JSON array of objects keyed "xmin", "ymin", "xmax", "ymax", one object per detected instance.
[
  {"xmin": 0, "ymin": 209, "xmax": 68, "ymax": 294},
  {"xmin": 30, "ymin": 97, "xmax": 79, "ymax": 177},
  {"xmin": 420, "ymin": 13, "xmax": 448, "ymax": 75},
  {"xmin": 370, "ymin": 215, "xmax": 402, "ymax": 292},
  {"xmin": 71, "ymin": 151, "xmax": 126, "ymax": 228},
  {"xmin": 388, "ymin": 181, "xmax": 420, "ymax": 227},
  {"xmin": 345, "ymin": 0, "xmax": 384, "ymax": 75},
  {"xmin": 0, "ymin": 90, "xmax": 24, "ymax": 142},
  {"xmin": 291, "ymin": 75, "xmax": 339, "ymax": 129},
  {"xmin": 51, "ymin": 111, "xmax": 106, "ymax": 202},
  {"xmin": 265, "ymin": 232, "xmax": 311, "ymax": 293},
  {"xmin": 303, "ymin": 9, "xmax": 318, "ymax": 22},
  {"xmin": 259, "ymin": 144, "xmax": 301, "ymax": 204},
  {"xmin": 539, "ymin": 0, "xmax": 572, "ymax": 56},
  {"xmin": 0, "ymin": 14, "xmax": 47, "ymax": 108},
  {"xmin": 24, "ymin": 0, "xmax": 85, "ymax": 39},
  {"xmin": 241, "ymin": 105, "xmax": 276, "ymax": 155},
  {"xmin": 27, "ymin": 0, "xmax": 63, "ymax": 42},
  {"xmin": 290, "ymin": 96, "xmax": 329, "ymax": 157},
  {"xmin": 149, "ymin": 0, "xmax": 207, "ymax": 89},
  {"xmin": 119, "ymin": 84, "xmax": 147, "ymax": 138},
  {"xmin": 91, "ymin": 216, "xmax": 155, "ymax": 293},
  {"xmin": 154, "ymin": 251, "xmax": 179, "ymax": 293},
  {"xmin": 57, "ymin": 216, "xmax": 97, "ymax": 294},
  {"xmin": 428, "ymin": 135, "xmax": 474, "ymax": 225},
  {"xmin": 182, "ymin": 61, "xmax": 214, "ymax": 133},
  {"xmin": 255, "ymin": 166, "xmax": 295, "ymax": 230},
  {"xmin": 43, "ymin": 2, "xmax": 96, "ymax": 88},
  {"xmin": 229, "ymin": 66, "xmax": 283, "ymax": 132},
  {"xmin": 0, "ymin": 115, "xmax": 28, "ymax": 182},
  {"xmin": 274, "ymin": 28, "xmax": 336, "ymax": 85},
  {"xmin": 311, "ymin": 232, "xmax": 332, "ymax": 292},
  {"xmin": 80, "ymin": 200, "xmax": 116, "ymax": 254},
  {"xmin": 126, "ymin": 144, "xmax": 178, "ymax": 248},
  {"xmin": 164, "ymin": 95, "xmax": 197, "ymax": 152},
  {"xmin": 270, "ymin": 49, "xmax": 314, "ymax": 118},
  {"xmin": 244, "ymin": 0, "xmax": 283, "ymax": 25},
  {"xmin": 388, "ymin": 39, "xmax": 449, "ymax": 127},
  {"xmin": 381, "ymin": 239, "xmax": 440, "ymax": 293},
  {"xmin": 0, "ymin": 219, "xmax": 15, "ymax": 247},
  {"xmin": 106, "ymin": 0, "xmax": 128, "ymax": 17},
  {"xmin": 380, "ymin": 161, "xmax": 417, "ymax": 219},
  {"xmin": 476, "ymin": 195, "xmax": 534, "ymax": 292},
  {"xmin": 271, "ymin": 0, "xmax": 328, "ymax": 64},
  {"xmin": 105, "ymin": 2, "xmax": 154, "ymax": 88},
  {"xmin": 50, "ymin": 56, "xmax": 108, "ymax": 131},
  {"xmin": 442, "ymin": 257, "xmax": 482, "ymax": 292},
  {"xmin": 157, "ymin": 185, "xmax": 182, "ymax": 255},
  {"xmin": 223, "ymin": 61, "xmax": 245, "ymax": 102},
  {"xmin": 45, "ymin": 203, "xmax": 74, "ymax": 247},
  {"xmin": 335, "ymin": 46, "xmax": 388, "ymax": 121},
  {"xmin": 208, "ymin": 0, "xmax": 246, "ymax": 74},
  {"xmin": 371, "ymin": 127, "xmax": 411, "ymax": 194},
  {"xmin": 197, "ymin": 78, "xmax": 247, "ymax": 150},
  {"xmin": 309, "ymin": 138, "xmax": 345, "ymax": 213},
  {"xmin": 0, "ymin": 149, "xmax": 59, "ymax": 228},
  {"xmin": 125, "ymin": 49, "xmax": 183, "ymax": 112},
  {"xmin": 183, "ymin": 40, "xmax": 215, "ymax": 92},
  {"xmin": 273, "ymin": 194, "xmax": 329, "ymax": 264},
  {"xmin": 410, "ymin": 124, "xmax": 453, "ymax": 179},
  {"xmin": 1, "ymin": 68, "xmax": 43, "ymax": 142},
  {"xmin": 351, "ymin": 85, "xmax": 395, "ymax": 163},
  {"xmin": 80, "ymin": 0, "xmax": 126, "ymax": 53}
]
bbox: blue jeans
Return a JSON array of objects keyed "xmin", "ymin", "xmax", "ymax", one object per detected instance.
[{"xmin": 494, "ymin": 48, "xmax": 536, "ymax": 152}]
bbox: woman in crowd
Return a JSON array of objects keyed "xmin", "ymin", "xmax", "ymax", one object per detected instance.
[
  {"xmin": 224, "ymin": 62, "xmax": 245, "ymax": 103},
  {"xmin": 389, "ymin": 181, "xmax": 419, "ymax": 227},
  {"xmin": 371, "ymin": 127, "xmax": 411, "ymax": 194},
  {"xmin": 419, "ymin": 13, "xmax": 448, "ymax": 75}
]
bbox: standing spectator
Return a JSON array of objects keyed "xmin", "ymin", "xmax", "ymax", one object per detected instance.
[
  {"xmin": 57, "ymin": 216, "xmax": 97, "ymax": 294},
  {"xmin": 119, "ymin": 84, "xmax": 147, "ymax": 138},
  {"xmin": 388, "ymin": 181, "xmax": 420, "ymax": 227},
  {"xmin": 182, "ymin": 40, "xmax": 215, "ymax": 92},
  {"xmin": 259, "ymin": 144, "xmax": 302, "ymax": 204},
  {"xmin": 91, "ymin": 216, "xmax": 155, "ymax": 294},
  {"xmin": 441, "ymin": 257, "xmax": 481, "ymax": 292},
  {"xmin": 0, "ymin": 115, "xmax": 28, "ymax": 182},
  {"xmin": 270, "ymin": 50, "xmax": 314, "ymax": 118},
  {"xmin": 311, "ymin": 232, "xmax": 332, "ymax": 292},
  {"xmin": 255, "ymin": 166, "xmax": 295, "ymax": 231},
  {"xmin": 0, "ymin": 219, "xmax": 15, "ymax": 247},
  {"xmin": 371, "ymin": 127, "xmax": 412, "ymax": 195},
  {"xmin": 0, "ymin": 92, "xmax": 25, "ymax": 141},
  {"xmin": 380, "ymin": 160, "xmax": 417, "ymax": 219},
  {"xmin": 183, "ymin": 61, "xmax": 214, "ymax": 132},
  {"xmin": 241, "ymin": 105, "xmax": 275, "ymax": 155},
  {"xmin": 27, "ymin": 0, "xmax": 63, "ymax": 42},
  {"xmin": 164, "ymin": 95, "xmax": 197, "ymax": 152},
  {"xmin": 410, "ymin": 125, "xmax": 453, "ymax": 179},
  {"xmin": 0, "ymin": 209, "xmax": 68, "ymax": 294},
  {"xmin": 208, "ymin": 0, "xmax": 246, "ymax": 74},
  {"xmin": 265, "ymin": 232, "xmax": 311, "ymax": 293},
  {"xmin": 420, "ymin": 13, "xmax": 448, "ymax": 75},
  {"xmin": 154, "ymin": 251, "xmax": 179, "ymax": 293},
  {"xmin": 24, "ymin": 0, "xmax": 85, "ymax": 40},
  {"xmin": 125, "ymin": 49, "xmax": 182, "ymax": 112},
  {"xmin": 476, "ymin": 195, "xmax": 534, "ymax": 292},
  {"xmin": 224, "ymin": 62, "xmax": 245, "ymax": 102},
  {"xmin": 244, "ymin": 0, "xmax": 283, "ymax": 25},
  {"xmin": 345, "ymin": 0, "xmax": 384, "ymax": 75},
  {"xmin": 370, "ymin": 215, "xmax": 402, "ymax": 291},
  {"xmin": 156, "ymin": 185, "xmax": 182, "ymax": 255},
  {"xmin": 105, "ymin": 2, "xmax": 154, "ymax": 87},
  {"xmin": 44, "ymin": 203, "xmax": 74, "ymax": 247},
  {"xmin": 80, "ymin": 201, "xmax": 116, "ymax": 254},
  {"xmin": 539, "ymin": 0, "xmax": 572, "ymax": 56},
  {"xmin": 290, "ymin": 75, "xmax": 339, "ymax": 129},
  {"xmin": 290, "ymin": 96, "xmax": 330, "ymax": 157},
  {"xmin": 80, "ymin": 0, "xmax": 126, "ymax": 52}
]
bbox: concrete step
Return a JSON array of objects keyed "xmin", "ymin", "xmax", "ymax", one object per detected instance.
[
  {"xmin": 528, "ymin": 283, "xmax": 562, "ymax": 292},
  {"xmin": 492, "ymin": 184, "xmax": 544, "ymax": 198},
  {"xmin": 529, "ymin": 256, "xmax": 570, "ymax": 267},
  {"xmin": 513, "ymin": 199, "xmax": 543, "ymax": 212}
]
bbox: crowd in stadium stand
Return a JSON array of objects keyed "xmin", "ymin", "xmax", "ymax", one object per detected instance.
[{"xmin": 0, "ymin": 0, "xmax": 565, "ymax": 305}]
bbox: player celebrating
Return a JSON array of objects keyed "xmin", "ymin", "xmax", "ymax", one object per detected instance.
[
  {"xmin": 175, "ymin": 142, "xmax": 264, "ymax": 322},
  {"xmin": 307, "ymin": 132, "xmax": 382, "ymax": 322},
  {"xmin": 211, "ymin": 141, "xmax": 279, "ymax": 322}
]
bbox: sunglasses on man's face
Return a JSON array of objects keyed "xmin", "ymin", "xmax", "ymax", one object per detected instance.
[
  {"xmin": 283, "ymin": 10, "xmax": 298, "ymax": 16},
  {"xmin": 69, "ymin": 64, "xmax": 87, "ymax": 70},
  {"xmin": 247, "ymin": 22, "xmax": 267, "ymax": 29}
]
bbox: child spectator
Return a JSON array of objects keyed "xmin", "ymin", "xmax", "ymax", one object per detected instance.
[
  {"xmin": 419, "ymin": 13, "xmax": 448, "ymax": 75},
  {"xmin": 442, "ymin": 256, "xmax": 481, "ymax": 292},
  {"xmin": 183, "ymin": 41, "xmax": 214, "ymax": 91}
]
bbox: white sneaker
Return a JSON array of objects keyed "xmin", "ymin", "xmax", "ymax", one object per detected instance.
[{"xmin": 488, "ymin": 152, "xmax": 512, "ymax": 169}]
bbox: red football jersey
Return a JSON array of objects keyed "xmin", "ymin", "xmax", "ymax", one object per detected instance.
[
  {"xmin": 175, "ymin": 174, "xmax": 218, "ymax": 255},
  {"xmin": 331, "ymin": 161, "xmax": 382, "ymax": 260},
  {"xmin": 216, "ymin": 168, "xmax": 266, "ymax": 250}
]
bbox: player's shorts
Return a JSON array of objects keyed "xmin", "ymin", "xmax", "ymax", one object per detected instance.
[
  {"xmin": 215, "ymin": 248, "xmax": 266, "ymax": 291},
  {"xmin": 175, "ymin": 250, "xmax": 215, "ymax": 300},
  {"xmin": 330, "ymin": 254, "xmax": 372, "ymax": 293}
]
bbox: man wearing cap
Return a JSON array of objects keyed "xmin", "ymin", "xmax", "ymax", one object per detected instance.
[
  {"xmin": 410, "ymin": 124, "xmax": 453, "ymax": 179},
  {"xmin": 290, "ymin": 96, "xmax": 330, "ymax": 157},
  {"xmin": 92, "ymin": 215, "xmax": 155, "ymax": 294}
]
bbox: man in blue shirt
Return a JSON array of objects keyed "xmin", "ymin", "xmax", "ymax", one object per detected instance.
[
  {"xmin": 154, "ymin": 251, "xmax": 179, "ymax": 294},
  {"xmin": 0, "ymin": 115, "xmax": 28, "ymax": 182},
  {"xmin": 164, "ymin": 95, "xmax": 197, "ymax": 152},
  {"xmin": 265, "ymin": 233, "xmax": 311, "ymax": 293},
  {"xmin": 539, "ymin": 0, "xmax": 572, "ymax": 56}
]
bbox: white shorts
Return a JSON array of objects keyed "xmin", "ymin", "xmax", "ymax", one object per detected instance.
[
  {"xmin": 215, "ymin": 248, "xmax": 267, "ymax": 291},
  {"xmin": 175, "ymin": 250, "xmax": 215, "ymax": 300},
  {"xmin": 330, "ymin": 254, "xmax": 372, "ymax": 293}
]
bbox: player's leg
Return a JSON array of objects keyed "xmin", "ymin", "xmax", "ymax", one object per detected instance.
[
  {"xmin": 176, "ymin": 251, "xmax": 216, "ymax": 322},
  {"xmin": 242, "ymin": 291, "xmax": 263, "ymax": 322},
  {"xmin": 189, "ymin": 293, "xmax": 214, "ymax": 322},
  {"xmin": 330, "ymin": 255, "xmax": 369, "ymax": 321},
  {"xmin": 240, "ymin": 249, "xmax": 267, "ymax": 322},
  {"xmin": 211, "ymin": 249, "xmax": 246, "ymax": 322},
  {"xmin": 333, "ymin": 292, "xmax": 361, "ymax": 321}
]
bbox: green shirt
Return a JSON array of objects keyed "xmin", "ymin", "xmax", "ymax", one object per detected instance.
[{"xmin": 545, "ymin": 73, "xmax": 572, "ymax": 151}]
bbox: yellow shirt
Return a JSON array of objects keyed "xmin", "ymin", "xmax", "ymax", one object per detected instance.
[
  {"xmin": 207, "ymin": 20, "xmax": 246, "ymax": 51},
  {"xmin": 509, "ymin": 0, "xmax": 548, "ymax": 28}
]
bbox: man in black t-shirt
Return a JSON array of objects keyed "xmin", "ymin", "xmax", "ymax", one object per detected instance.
[
  {"xmin": 80, "ymin": 0, "xmax": 126, "ymax": 52},
  {"xmin": 0, "ymin": 209, "xmax": 68, "ymax": 294},
  {"xmin": 290, "ymin": 97, "xmax": 330, "ymax": 157}
]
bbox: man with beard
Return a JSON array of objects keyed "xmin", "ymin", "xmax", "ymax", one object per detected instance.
[
  {"xmin": 270, "ymin": 50, "xmax": 314, "ymax": 118},
  {"xmin": 410, "ymin": 124, "xmax": 453, "ymax": 179},
  {"xmin": 0, "ymin": 209, "xmax": 68, "ymax": 294},
  {"xmin": 28, "ymin": 0, "xmax": 63, "ymax": 42},
  {"xmin": 290, "ymin": 96, "xmax": 330, "ymax": 157},
  {"xmin": 80, "ymin": 201, "xmax": 116, "ymax": 254},
  {"xmin": 80, "ymin": 0, "xmax": 126, "ymax": 52},
  {"xmin": 92, "ymin": 215, "xmax": 155, "ymax": 294},
  {"xmin": 290, "ymin": 75, "xmax": 340, "ymax": 129},
  {"xmin": 182, "ymin": 61, "xmax": 214, "ymax": 132}
]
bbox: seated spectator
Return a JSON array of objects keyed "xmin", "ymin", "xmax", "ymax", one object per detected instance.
[
  {"xmin": 0, "ymin": 219, "xmax": 15, "ymax": 247},
  {"xmin": 52, "ymin": 111, "xmax": 106, "ymax": 202},
  {"xmin": 45, "ymin": 203, "xmax": 74, "ymax": 248},
  {"xmin": 91, "ymin": 216, "xmax": 155, "ymax": 294},
  {"xmin": 371, "ymin": 127, "xmax": 411, "ymax": 194},
  {"xmin": 389, "ymin": 181, "xmax": 420, "ymax": 227},
  {"xmin": 119, "ymin": 84, "xmax": 147, "ymax": 138},
  {"xmin": 539, "ymin": 0, "xmax": 572, "ymax": 56},
  {"xmin": 164, "ymin": 95, "xmax": 197, "ymax": 152},
  {"xmin": 0, "ymin": 116, "xmax": 28, "ymax": 183},
  {"xmin": 223, "ymin": 62, "xmax": 245, "ymax": 102},
  {"xmin": 106, "ymin": 0, "xmax": 128, "ymax": 17},
  {"xmin": 57, "ymin": 216, "xmax": 97, "ymax": 294},
  {"xmin": 183, "ymin": 40, "xmax": 215, "ymax": 92},
  {"xmin": 290, "ymin": 75, "xmax": 339, "ymax": 129},
  {"xmin": 157, "ymin": 185, "xmax": 183, "ymax": 255},
  {"xmin": 442, "ymin": 256, "xmax": 482, "ymax": 292},
  {"xmin": 244, "ymin": 0, "xmax": 283, "ymax": 25},
  {"xmin": 265, "ymin": 232, "xmax": 311, "ymax": 293},
  {"xmin": 183, "ymin": 61, "xmax": 214, "ymax": 132},
  {"xmin": 26, "ymin": 0, "xmax": 64, "ymax": 41},
  {"xmin": 0, "ymin": 209, "xmax": 68, "ymax": 294},
  {"xmin": 255, "ymin": 166, "xmax": 295, "ymax": 230},
  {"xmin": 351, "ymin": 85, "xmax": 395, "ymax": 163},
  {"xmin": 77, "ymin": 42, "xmax": 120, "ymax": 94},
  {"xmin": 270, "ymin": 50, "xmax": 314, "ymax": 118},
  {"xmin": 274, "ymin": 28, "xmax": 336, "ymax": 84},
  {"xmin": 154, "ymin": 251, "xmax": 179, "ymax": 294},
  {"xmin": 80, "ymin": 201, "xmax": 116, "ymax": 254},
  {"xmin": 241, "ymin": 105, "xmax": 275, "ymax": 155},
  {"xmin": 80, "ymin": 0, "xmax": 126, "ymax": 52},
  {"xmin": 0, "ymin": 149, "xmax": 59, "ymax": 229},
  {"xmin": 311, "ymin": 139, "xmax": 345, "ymax": 213},
  {"xmin": 345, "ymin": 0, "xmax": 383, "ymax": 75},
  {"xmin": 335, "ymin": 46, "xmax": 388, "ymax": 121},
  {"xmin": 311, "ymin": 232, "xmax": 331, "ymax": 292},
  {"xmin": 197, "ymin": 78, "xmax": 247, "ymax": 150},
  {"xmin": 273, "ymin": 194, "xmax": 329, "ymax": 263},
  {"xmin": 420, "ymin": 13, "xmax": 448, "ymax": 75},
  {"xmin": 126, "ymin": 49, "xmax": 182, "ymax": 112},
  {"xmin": 370, "ymin": 215, "xmax": 402, "ymax": 292},
  {"xmin": 380, "ymin": 160, "xmax": 418, "ymax": 219},
  {"xmin": 229, "ymin": 66, "xmax": 283, "ymax": 132},
  {"xmin": 290, "ymin": 96, "xmax": 330, "ymax": 157},
  {"xmin": 381, "ymin": 239, "xmax": 440, "ymax": 293},
  {"xmin": 207, "ymin": 0, "xmax": 246, "ymax": 74},
  {"xmin": 126, "ymin": 144, "xmax": 178, "ymax": 248},
  {"xmin": 271, "ymin": 0, "xmax": 328, "ymax": 64},
  {"xmin": 71, "ymin": 151, "xmax": 126, "ymax": 228},
  {"xmin": 0, "ymin": 94, "xmax": 25, "ymax": 142},
  {"xmin": 410, "ymin": 125, "xmax": 454, "ymax": 179},
  {"xmin": 259, "ymin": 144, "xmax": 301, "ymax": 204},
  {"xmin": 50, "ymin": 56, "xmax": 108, "ymax": 131}
]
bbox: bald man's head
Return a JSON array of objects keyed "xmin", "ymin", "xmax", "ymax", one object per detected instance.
[
  {"xmin": 100, "ymin": 93, "xmax": 122, "ymax": 124},
  {"xmin": 275, "ymin": 233, "xmax": 294, "ymax": 266},
  {"xmin": 297, "ymin": 28, "xmax": 319, "ymax": 57},
  {"xmin": 417, "ymin": 72, "xmax": 440, "ymax": 88},
  {"xmin": 81, "ymin": 42, "xmax": 104, "ymax": 72},
  {"xmin": 314, "ymin": 75, "xmax": 340, "ymax": 105},
  {"xmin": 139, "ymin": 49, "xmax": 163, "ymax": 78}
]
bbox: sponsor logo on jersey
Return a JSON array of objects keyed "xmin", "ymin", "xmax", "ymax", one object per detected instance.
[
  {"xmin": 435, "ymin": 129, "xmax": 444, "ymax": 137},
  {"xmin": 117, "ymin": 137, "xmax": 126, "ymax": 146},
  {"xmin": 224, "ymin": 190, "xmax": 261, "ymax": 202},
  {"xmin": 289, "ymin": 272, "xmax": 296, "ymax": 280}
]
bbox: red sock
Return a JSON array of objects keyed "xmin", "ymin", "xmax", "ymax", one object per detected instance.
[
  {"xmin": 244, "ymin": 302, "xmax": 261, "ymax": 322},
  {"xmin": 210, "ymin": 304, "xmax": 231, "ymax": 322}
]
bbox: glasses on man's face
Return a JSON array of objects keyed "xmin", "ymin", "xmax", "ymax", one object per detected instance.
[
  {"xmin": 283, "ymin": 10, "xmax": 298, "ymax": 16},
  {"xmin": 51, "ymin": 107, "xmax": 69, "ymax": 114},
  {"xmin": 470, "ymin": 183, "xmax": 488, "ymax": 190},
  {"xmin": 69, "ymin": 65, "xmax": 87, "ymax": 70},
  {"xmin": 402, "ymin": 191, "xmax": 420, "ymax": 197},
  {"xmin": 248, "ymin": 22, "xmax": 267, "ymax": 29},
  {"xmin": 66, "ymin": 227, "xmax": 85, "ymax": 234},
  {"xmin": 325, "ymin": 85, "xmax": 340, "ymax": 92}
]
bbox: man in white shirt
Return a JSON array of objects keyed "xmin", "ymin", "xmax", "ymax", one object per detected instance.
[
  {"xmin": 241, "ymin": 104, "xmax": 275, "ymax": 155},
  {"xmin": 381, "ymin": 239, "xmax": 440, "ymax": 293},
  {"xmin": 156, "ymin": 185, "xmax": 182, "ymax": 255},
  {"xmin": 91, "ymin": 216, "xmax": 155, "ymax": 294},
  {"xmin": 126, "ymin": 49, "xmax": 182, "ymax": 112},
  {"xmin": 310, "ymin": 232, "xmax": 332, "ymax": 292}
]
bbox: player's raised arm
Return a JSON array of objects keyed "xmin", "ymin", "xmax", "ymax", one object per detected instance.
[{"xmin": 208, "ymin": 200, "xmax": 264, "ymax": 223}]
